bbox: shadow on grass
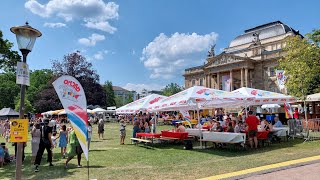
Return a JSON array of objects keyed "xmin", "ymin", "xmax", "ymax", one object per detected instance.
[
  {"xmin": 89, "ymin": 149, "xmax": 107, "ymax": 152},
  {"xmin": 0, "ymin": 155, "xmax": 77, "ymax": 180},
  {"xmin": 150, "ymin": 138, "xmax": 305, "ymax": 157}
]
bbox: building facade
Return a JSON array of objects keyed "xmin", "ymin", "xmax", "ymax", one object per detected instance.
[
  {"xmin": 184, "ymin": 21, "xmax": 302, "ymax": 93},
  {"xmin": 113, "ymin": 86, "xmax": 137, "ymax": 105}
]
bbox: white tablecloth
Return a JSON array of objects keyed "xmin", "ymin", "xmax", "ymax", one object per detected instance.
[
  {"xmin": 272, "ymin": 127, "xmax": 289, "ymax": 137},
  {"xmin": 185, "ymin": 128, "xmax": 207, "ymax": 137},
  {"xmin": 202, "ymin": 132, "xmax": 246, "ymax": 143}
]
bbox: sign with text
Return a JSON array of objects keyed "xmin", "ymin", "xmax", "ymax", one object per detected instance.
[
  {"xmin": 16, "ymin": 62, "xmax": 30, "ymax": 86},
  {"xmin": 10, "ymin": 119, "xmax": 28, "ymax": 142}
]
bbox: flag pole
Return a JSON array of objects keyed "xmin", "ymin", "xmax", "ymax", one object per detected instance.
[{"xmin": 87, "ymin": 126, "xmax": 90, "ymax": 180}]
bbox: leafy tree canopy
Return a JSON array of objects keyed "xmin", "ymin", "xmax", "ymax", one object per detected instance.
[
  {"xmin": 104, "ymin": 81, "xmax": 116, "ymax": 107},
  {"xmin": 162, "ymin": 83, "xmax": 183, "ymax": 96},
  {"xmin": 51, "ymin": 51, "xmax": 106, "ymax": 107},
  {"xmin": 0, "ymin": 30, "xmax": 21, "ymax": 72},
  {"xmin": 279, "ymin": 30, "xmax": 320, "ymax": 98}
]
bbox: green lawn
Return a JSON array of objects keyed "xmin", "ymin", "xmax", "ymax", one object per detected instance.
[{"xmin": 1, "ymin": 123, "xmax": 320, "ymax": 180}]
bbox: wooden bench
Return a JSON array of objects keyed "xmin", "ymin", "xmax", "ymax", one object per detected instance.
[
  {"xmin": 130, "ymin": 138, "xmax": 152, "ymax": 144},
  {"xmin": 159, "ymin": 137, "xmax": 180, "ymax": 141}
]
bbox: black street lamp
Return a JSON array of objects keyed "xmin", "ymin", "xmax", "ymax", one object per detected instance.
[{"xmin": 10, "ymin": 22, "xmax": 41, "ymax": 180}]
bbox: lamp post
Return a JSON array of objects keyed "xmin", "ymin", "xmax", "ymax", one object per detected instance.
[{"xmin": 10, "ymin": 22, "xmax": 41, "ymax": 180}]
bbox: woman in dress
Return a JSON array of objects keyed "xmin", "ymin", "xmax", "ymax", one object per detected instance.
[
  {"xmin": 58, "ymin": 125, "xmax": 68, "ymax": 158},
  {"xmin": 30, "ymin": 123, "xmax": 41, "ymax": 163},
  {"xmin": 65, "ymin": 127, "xmax": 83, "ymax": 168}
]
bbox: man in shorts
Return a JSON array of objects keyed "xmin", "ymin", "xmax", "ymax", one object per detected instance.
[{"xmin": 245, "ymin": 111, "xmax": 260, "ymax": 149}]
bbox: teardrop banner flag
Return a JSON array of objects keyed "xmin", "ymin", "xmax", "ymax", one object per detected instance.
[{"xmin": 52, "ymin": 75, "xmax": 89, "ymax": 160}]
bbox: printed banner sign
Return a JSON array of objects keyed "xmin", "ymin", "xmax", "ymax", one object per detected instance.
[
  {"xmin": 276, "ymin": 70, "xmax": 287, "ymax": 93},
  {"xmin": 16, "ymin": 62, "xmax": 30, "ymax": 86},
  {"xmin": 10, "ymin": 119, "xmax": 28, "ymax": 142},
  {"xmin": 53, "ymin": 75, "xmax": 89, "ymax": 160},
  {"xmin": 222, "ymin": 75, "xmax": 231, "ymax": 92},
  {"xmin": 179, "ymin": 109, "xmax": 192, "ymax": 127}
]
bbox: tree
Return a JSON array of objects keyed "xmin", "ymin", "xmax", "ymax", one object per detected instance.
[
  {"xmin": 0, "ymin": 30, "xmax": 21, "ymax": 72},
  {"xmin": 33, "ymin": 78, "xmax": 62, "ymax": 113},
  {"xmin": 103, "ymin": 81, "xmax": 116, "ymax": 107},
  {"xmin": 51, "ymin": 51, "xmax": 106, "ymax": 107},
  {"xmin": 27, "ymin": 69, "xmax": 53, "ymax": 105},
  {"xmin": 0, "ymin": 73, "xmax": 20, "ymax": 109},
  {"xmin": 162, "ymin": 83, "xmax": 183, "ymax": 96},
  {"xmin": 15, "ymin": 95, "xmax": 35, "ymax": 114},
  {"xmin": 278, "ymin": 30, "xmax": 320, "ymax": 99}
]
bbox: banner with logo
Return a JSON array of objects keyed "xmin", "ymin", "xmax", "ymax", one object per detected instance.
[
  {"xmin": 284, "ymin": 103, "xmax": 293, "ymax": 119},
  {"xmin": 16, "ymin": 62, "xmax": 30, "ymax": 86},
  {"xmin": 10, "ymin": 119, "xmax": 28, "ymax": 142},
  {"xmin": 276, "ymin": 70, "xmax": 287, "ymax": 93},
  {"xmin": 222, "ymin": 75, "xmax": 231, "ymax": 92},
  {"xmin": 52, "ymin": 75, "xmax": 89, "ymax": 160},
  {"xmin": 179, "ymin": 109, "xmax": 192, "ymax": 127}
]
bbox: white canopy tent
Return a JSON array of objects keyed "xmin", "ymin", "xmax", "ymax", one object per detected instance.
[
  {"xmin": 116, "ymin": 94, "xmax": 167, "ymax": 114},
  {"xmin": 306, "ymin": 93, "xmax": 320, "ymax": 101},
  {"xmin": 92, "ymin": 107, "xmax": 107, "ymax": 113},
  {"xmin": 58, "ymin": 109, "xmax": 94, "ymax": 115},
  {"xmin": 230, "ymin": 87, "xmax": 296, "ymax": 106}
]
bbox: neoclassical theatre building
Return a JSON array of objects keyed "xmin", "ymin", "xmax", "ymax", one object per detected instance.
[{"xmin": 184, "ymin": 21, "xmax": 302, "ymax": 93}]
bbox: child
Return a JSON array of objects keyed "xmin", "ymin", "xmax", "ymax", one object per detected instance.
[
  {"xmin": 119, "ymin": 120, "xmax": 126, "ymax": 145},
  {"xmin": 5, "ymin": 129, "xmax": 10, "ymax": 143},
  {"xmin": 58, "ymin": 125, "xmax": 68, "ymax": 158},
  {"xmin": 51, "ymin": 132, "xmax": 57, "ymax": 158}
]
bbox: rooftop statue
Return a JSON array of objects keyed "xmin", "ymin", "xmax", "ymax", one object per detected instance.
[{"xmin": 207, "ymin": 44, "xmax": 216, "ymax": 57}]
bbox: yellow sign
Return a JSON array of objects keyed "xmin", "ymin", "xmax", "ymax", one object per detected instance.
[{"xmin": 10, "ymin": 119, "xmax": 28, "ymax": 142}]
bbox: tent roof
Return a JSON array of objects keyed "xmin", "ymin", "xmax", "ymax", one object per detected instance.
[
  {"xmin": 0, "ymin": 108, "xmax": 19, "ymax": 116},
  {"xmin": 116, "ymin": 94, "xmax": 167, "ymax": 114},
  {"xmin": 231, "ymin": 87, "xmax": 296, "ymax": 105},
  {"xmin": 306, "ymin": 93, "xmax": 320, "ymax": 101}
]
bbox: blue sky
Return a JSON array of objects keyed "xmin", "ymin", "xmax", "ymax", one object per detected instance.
[{"xmin": 1, "ymin": 0, "xmax": 319, "ymax": 92}]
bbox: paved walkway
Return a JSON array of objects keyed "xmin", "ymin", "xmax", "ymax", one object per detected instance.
[
  {"xmin": 199, "ymin": 155, "xmax": 320, "ymax": 180},
  {"xmin": 241, "ymin": 162, "xmax": 320, "ymax": 180}
]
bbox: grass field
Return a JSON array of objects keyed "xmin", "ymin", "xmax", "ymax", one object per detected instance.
[{"xmin": 1, "ymin": 123, "xmax": 320, "ymax": 180}]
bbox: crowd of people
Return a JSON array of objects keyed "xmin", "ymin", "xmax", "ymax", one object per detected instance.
[{"xmin": 0, "ymin": 117, "xmax": 94, "ymax": 172}]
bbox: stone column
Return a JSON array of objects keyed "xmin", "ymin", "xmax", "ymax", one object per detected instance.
[
  {"xmin": 240, "ymin": 68, "xmax": 244, "ymax": 87},
  {"xmin": 229, "ymin": 70, "xmax": 233, "ymax": 91},
  {"xmin": 216, "ymin": 72, "xmax": 220, "ymax": 90},
  {"xmin": 245, "ymin": 68, "xmax": 249, "ymax": 87}
]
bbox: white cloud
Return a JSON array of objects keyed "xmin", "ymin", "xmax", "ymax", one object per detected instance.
[
  {"xmin": 84, "ymin": 21, "xmax": 117, "ymax": 34},
  {"xmin": 132, "ymin": 50, "xmax": 136, "ymax": 55},
  {"xmin": 140, "ymin": 32, "xmax": 218, "ymax": 79},
  {"xmin": 93, "ymin": 51, "xmax": 104, "ymax": 60},
  {"xmin": 78, "ymin": 33, "xmax": 105, "ymax": 46},
  {"xmin": 25, "ymin": 0, "xmax": 119, "ymax": 33},
  {"xmin": 43, "ymin": 22, "xmax": 66, "ymax": 28},
  {"xmin": 123, "ymin": 83, "xmax": 165, "ymax": 93}
]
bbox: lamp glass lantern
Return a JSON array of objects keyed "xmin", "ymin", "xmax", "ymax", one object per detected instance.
[{"xmin": 10, "ymin": 22, "xmax": 42, "ymax": 52}]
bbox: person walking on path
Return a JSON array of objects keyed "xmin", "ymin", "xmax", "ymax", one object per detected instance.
[
  {"xmin": 65, "ymin": 127, "xmax": 83, "ymax": 168},
  {"xmin": 245, "ymin": 111, "xmax": 260, "ymax": 149},
  {"xmin": 30, "ymin": 123, "xmax": 41, "ymax": 163},
  {"xmin": 34, "ymin": 119, "xmax": 54, "ymax": 172},
  {"xmin": 98, "ymin": 118, "xmax": 105, "ymax": 140}
]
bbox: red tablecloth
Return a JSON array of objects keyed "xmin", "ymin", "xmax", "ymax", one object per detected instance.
[
  {"xmin": 161, "ymin": 131, "xmax": 188, "ymax": 139},
  {"xmin": 202, "ymin": 125, "xmax": 212, "ymax": 130},
  {"xmin": 136, "ymin": 133, "xmax": 161, "ymax": 138}
]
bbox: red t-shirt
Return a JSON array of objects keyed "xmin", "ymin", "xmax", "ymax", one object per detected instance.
[
  {"xmin": 246, "ymin": 115, "xmax": 260, "ymax": 131},
  {"xmin": 293, "ymin": 110, "xmax": 299, "ymax": 119}
]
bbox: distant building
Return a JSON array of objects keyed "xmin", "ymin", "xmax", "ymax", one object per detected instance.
[
  {"xmin": 184, "ymin": 21, "xmax": 302, "ymax": 93},
  {"xmin": 113, "ymin": 86, "xmax": 137, "ymax": 105},
  {"xmin": 138, "ymin": 89, "xmax": 163, "ymax": 99}
]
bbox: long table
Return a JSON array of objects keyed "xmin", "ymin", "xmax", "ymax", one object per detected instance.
[
  {"xmin": 185, "ymin": 128, "xmax": 208, "ymax": 137},
  {"xmin": 202, "ymin": 131, "xmax": 246, "ymax": 144}
]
